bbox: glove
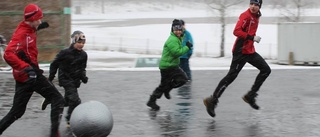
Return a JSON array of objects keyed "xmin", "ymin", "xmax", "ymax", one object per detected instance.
[
  {"xmin": 24, "ymin": 67, "xmax": 37, "ymax": 83},
  {"xmin": 37, "ymin": 22, "xmax": 49, "ymax": 31},
  {"xmin": 253, "ymin": 36, "xmax": 261, "ymax": 43},
  {"xmin": 82, "ymin": 76, "xmax": 88, "ymax": 84},
  {"xmin": 186, "ymin": 41, "xmax": 193, "ymax": 50},
  {"xmin": 48, "ymin": 75, "xmax": 54, "ymax": 82}
]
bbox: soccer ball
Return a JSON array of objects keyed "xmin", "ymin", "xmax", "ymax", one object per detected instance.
[{"xmin": 70, "ymin": 101, "xmax": 113, "ymax": 137}]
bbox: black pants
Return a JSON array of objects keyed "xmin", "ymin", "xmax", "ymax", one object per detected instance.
[
  {"xmin": 63, "ymin": 83, "xmax": 81, "ymax": 122},
  {"xmin": 213, "ymin": 52, "xmax": 271, "ymax": 98},
  {"xmin": 152, "ymin": 67, "xmax": 188, "ymax": 98},
  {"xmin": 0, "ymin": 75, "xmax": 64, "ymax": 135},
  {"xmin": 180, "ymin": 58, "xmax": 192, "ymax": 80}
]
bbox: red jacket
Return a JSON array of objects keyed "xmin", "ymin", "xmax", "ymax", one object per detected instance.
[
  {"xmin": 4, "ymin": 21, "xmax": 40, "ymax": 82},
  {"xmin": 232, "ymin": 8, "xmax": 260, "ymax": 54}
]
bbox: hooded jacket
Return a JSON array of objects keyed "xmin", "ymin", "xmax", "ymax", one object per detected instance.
[
  {"xmin": 159, "ymin": 32, "xmax": 189, "ymax": 69},
  {"xmin": 49, "ymin": 44, "xmax": 87, "ymax": 87},
  {"xmin": 232, "ymin": 8, "xmax": 260, "ymax": 55},
  {"xmin": 180, "ymin": 30, "xmax": 193, "ymax": 59},
  {"xmin": 4, "ymin": 21, "xmax": 41, "ymax": 83}
]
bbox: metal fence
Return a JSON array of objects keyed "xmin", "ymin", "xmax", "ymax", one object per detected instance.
[{"xmin": 83, "ymin": 36, "xmax": 277, "ymax": 59}]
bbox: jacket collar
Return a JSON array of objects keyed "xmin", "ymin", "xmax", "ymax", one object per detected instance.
[{"xmin": 19, "ymin": 21, "xmax": 37, "ymax": 32}]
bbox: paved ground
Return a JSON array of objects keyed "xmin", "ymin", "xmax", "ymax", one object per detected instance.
[{"xmin": 0, "ymin": 69, "xmax": 320, "ymax": 137}]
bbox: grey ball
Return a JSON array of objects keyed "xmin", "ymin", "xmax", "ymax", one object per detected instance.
[{"xmin": 70, "ymin": 101, "xmax": 113, "ymax": 137}]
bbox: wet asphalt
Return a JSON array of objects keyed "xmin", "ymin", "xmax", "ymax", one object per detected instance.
[{"xmin": 0, "ymin": 69, "xmax": 320, "ymax": 137}]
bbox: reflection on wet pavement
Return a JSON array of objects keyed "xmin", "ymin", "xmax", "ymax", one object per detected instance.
[
  {"xmin": 0, "ymin": 74, "xmax": 15, "ymax": 114},
  {"xmin": 149, "ymin": 85, "xmax": 193, "ymax": 137},
  {"xmin": 0, "ymin": 69, "xmax": 320, "ymax": 137}
]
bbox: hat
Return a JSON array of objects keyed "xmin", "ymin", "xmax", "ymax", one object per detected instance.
[
  {"xmin": 180, "ymin": 20, "xmax": 185, "ymax": 25},
  {"xmin": 24, "ymin": 4, "xmax": 43, "ymax": 21},
  {"xmin": 71, "ymin": 30, "xmax": 86, "ymax": 43},
  {"xmin": 250, "ymin": 0, "xmax": 263, "ymax": 8},
  {"xmin": 171, "ymin": 19, "xmax": 183, "ymax": 32}
]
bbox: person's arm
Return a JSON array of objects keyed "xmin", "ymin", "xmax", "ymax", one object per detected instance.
[
  {"xmin": 80, "ymin": 52, "xmax": 88, "ymax": 83},
  {"xmin": 167, "ymin": 39, "xmax": 189, "ymax": 58},
  {"xmin": 4, "ymin": 36, "xmax": 31, "ymax": 70},
  {"xmin": 233, "ymin": 13, "xmax": 251, "ymax": 40},
  {"xmin": 186, "ymin": 31, "xmax": 194, "ymax": 56},
  {"xmin": 48, "ymin": 50, "xmax": 64, "ymax": 81}
]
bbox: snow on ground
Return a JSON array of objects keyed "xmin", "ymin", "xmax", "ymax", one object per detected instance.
[
  {"xmin": 2, "ymin": 2, "xmax": 320, "ymax": 72},
  {"xmin": 70, "ymin": 4, "xmax": 282, "ymax": 70},
  {"xmin": 52, "ymin": 4, "xmax": 320, "ymax": 70},
  {"xmin": 84, "ymin": 50, "xmax": 320, "ymax": 71}
]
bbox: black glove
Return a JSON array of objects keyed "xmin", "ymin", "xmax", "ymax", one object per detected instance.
[
  {"xmin": 82, "ymin": 76, "xmax": 88, "ymax": 84},
  {"xmin": 186, "ymin": 41, "xmax": 193, "ymax": 50},
  {"xmin": 37, "ymin": 22, "xmax": 49, "ymax": 31},
  {"xmin": 48, "ymin": 75, "xmax": 54, "ymax": 82},
  {"xmin": 24, "ymin": 67, "xmax": 37, "ymax": 83}
]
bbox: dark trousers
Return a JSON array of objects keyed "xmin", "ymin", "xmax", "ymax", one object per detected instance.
[
  {"xmin": 63, "ymin": 83, "xmax": 81, "ymax": 122},
  {"xmin": 152, "ymin": 67, "xmax": 188, "ymax": 98},
  {"xmin": 213, "ymin": 52, "xmax": 271, "ymax": 98},
  {"xmin": 179, "ymin": 58, "xmax": 192, "ymax": 80},
  {"xmin": 0, "ymin": 75, "xmax": 64, "ymax": 135}
]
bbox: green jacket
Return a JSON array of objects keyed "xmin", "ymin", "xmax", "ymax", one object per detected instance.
[{"xmin": 159, "ymin": 32, "xmax": 190, "ymax": 69}]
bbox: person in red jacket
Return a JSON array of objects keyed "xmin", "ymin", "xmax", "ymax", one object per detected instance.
[
  {"xmin": 0, "ymin": 4, "xmax": 64, "ymax": 137},
  {"xmin": 203, "ymin": 0, "xmax": 271, "ymax": 118}
]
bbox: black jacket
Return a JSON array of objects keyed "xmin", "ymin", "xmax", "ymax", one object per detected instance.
[{"xmin": 49, "ymin": 44, "xmax": 88, "ymax": 87}]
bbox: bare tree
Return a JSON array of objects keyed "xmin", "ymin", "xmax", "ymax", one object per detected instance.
[
  {"xmin": 272, "ymin": 0, "xmax": 315, "ymax": 22},
  {"xmin": 205, "ymin": 0, "xmax": 243, "ymax": 57}
]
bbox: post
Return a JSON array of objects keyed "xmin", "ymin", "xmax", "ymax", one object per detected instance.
[{"xmin": 289, "ymin": 52, "xmax": 294, "ymax": 65}]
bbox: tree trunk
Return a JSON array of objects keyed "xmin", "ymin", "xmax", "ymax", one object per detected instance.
[{"xmin": 219, "ymin": 9, "xmax": 226, "ymax": 57}]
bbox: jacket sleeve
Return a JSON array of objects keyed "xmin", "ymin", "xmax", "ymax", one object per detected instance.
[
  {"xmin": 80, "ymin": 52, "xmax": 88, "ymax": 80},
  {"xmin": 3, "ymin": 37, "xmax": 31, "ymax": 70},
  {"xmin": 233, "ymin": 13, "xmax": 251, "ymax": 40},
  {"xmin": 49, "ymin": 50, "xmax": 64, "ymax": 79},
  {"xmin": 186, "ymin": 31, "xmax": 194, "ymax": 55},
  {"xmin": 167, "ymin": 40, "xmax": 189, "ymax": 58}
]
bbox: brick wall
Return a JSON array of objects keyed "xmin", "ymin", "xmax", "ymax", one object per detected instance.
[{"xmin": 0, "ymin": 0, "xmax": 71, "ymax": 64}]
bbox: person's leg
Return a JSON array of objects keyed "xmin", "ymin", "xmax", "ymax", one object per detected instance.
[
  {"xmin": 0, "ymin": 82, "xmax": 33, "ymax": 135},
  {"xmin": 213, "ymin": 55, "xmax": 247, "ymax": 98},
  {"xmin": 162, "ymin": 67, "xmax": 188, "ymax": 99},
  {"xmin": 247, "ymin": 53, "xmax": 271, "ymax": 93},
  {"xmin": 63, "ymin": 85, "xmax": 81, "ymax": 125},
  {"xmin": 169, "ymin": 67, "xmax": 188, "ymax": 89},
  {"xmin": 180, "ymin": 58, "xmax": 191, "ymax": 80},
  {"xmin": 147, "ymin": 69, "xmax": 172, "ymax": 110},
  {"xmin": 185, "ymin": 58, "xmax": 192, "ymax": 80},
  {"xmin": 243, "ymin": 53, "xmax": 271, "ymax": 110},
  {"xmin": 35, "ymin": 75, "xmax": 64, "ymax": 136},
  {"xmin": 204, "ymin": 54, "xmax": 247, "ymax": 117}
]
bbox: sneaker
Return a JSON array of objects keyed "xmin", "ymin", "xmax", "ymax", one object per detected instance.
[
  {"xmin": 41, "ymin": 98, "xmax": 51, "ymax": 110},
  {"xmin": 203, "ymin": 96, "xmax": 218, "ymax": 117},
  {"xmin": 147, "ymin": 95, "xmax": 160, "ymax": 110},
  {"xmin": 66, "ymin": 121, "xmax": 70, "ymax": 128},
  {"xmin": 242, "ymin": 93, "xmax": 260, "ymax": 110},
  {"xmin": 164, "ymin": 91, "xmax": 171, "ymax": 99},
  {"xmin": 147, "ymin": 100, "xmax": 160, "ymax": 110}
]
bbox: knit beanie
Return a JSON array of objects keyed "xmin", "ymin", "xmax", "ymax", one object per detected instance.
[
  {"xmin": 250, "ymin": 0, "xmax": 262, "ymax": 8},
  {"xmin": 171, "ymin": 19, "xmax": 183, "ymax": 32},
  {"xmin": 24, "ymin": 4, "xmax": 43, "ymax": 21},
  {"xmin": 71, "ymin": 31, "xmax": 86, "ymax": 43}
]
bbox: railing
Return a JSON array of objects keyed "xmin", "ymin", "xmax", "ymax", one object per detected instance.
[{"xmin": 83, "ymin": 36, "xmax": 278, "ymax": 59}]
